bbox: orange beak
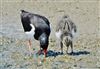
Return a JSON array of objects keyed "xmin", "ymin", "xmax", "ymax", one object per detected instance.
[{"xmin": 43, "ymin": 48, "xmax": 47, "ymax": 57}]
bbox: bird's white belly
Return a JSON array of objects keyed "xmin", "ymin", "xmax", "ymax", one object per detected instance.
[
  {"xmin": 25, "ymin": 24, "xmax": 35, "ymax": 39},
  {"xmin": 71, "ymin": 28, "xmax": 77, "ymax": 38}
]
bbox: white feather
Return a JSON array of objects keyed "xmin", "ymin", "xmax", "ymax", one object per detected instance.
[
  {"xmin": 71, "ymin": 29, "xmax": 76, "ymax": 37},
  {"xmin": 55, "ymin": 30, "xmax": 62, "ymax": 39},
  {"xmin": 71, "ymin": 28, "xmax": 78, "ymax": 41},
  {"xmin": 25, "ymin": 24, "xmax": 35, "ymax": 39}
]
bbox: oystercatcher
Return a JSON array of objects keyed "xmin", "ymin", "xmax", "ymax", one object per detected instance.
[{"xmin": 20, "ymin": 10, "xmax": 51, "ymax": 57}]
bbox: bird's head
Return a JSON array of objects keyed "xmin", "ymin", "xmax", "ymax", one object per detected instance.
[{"xmin": 39, "ymin": 33, "xmax": 49, "ymax": 57}]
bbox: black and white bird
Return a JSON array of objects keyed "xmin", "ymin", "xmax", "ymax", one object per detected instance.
[{"xmin": 20, "ymin": 10, "xmax": 51, "ymax": 57}]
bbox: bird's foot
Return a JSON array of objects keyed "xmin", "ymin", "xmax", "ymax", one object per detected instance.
[
  {"xmin": 37, "ymin": 50, "xmax": 44, "ymax": 55},
  {"xmin": 70, "ymin": 51, "xmax": 74, "ymax": 55},
  {"xmin": 60, "ymin": 51, "xmax": 63, "ymax": 55},
  {"xmin": 68, "ymin": 51, "xmax": 74, "ymax": 55},
  {"xmin": 29, "ymin": 51, "xmax": 34, "ymax": 56},
  {"xmin": 42, "ymin": 58, "xmax": 46, "ymax": 62}
]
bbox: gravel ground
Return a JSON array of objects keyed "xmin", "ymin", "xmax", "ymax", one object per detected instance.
[{"xmin": 0, "ymin": 35, "xmax": 100, "ymax": 69}]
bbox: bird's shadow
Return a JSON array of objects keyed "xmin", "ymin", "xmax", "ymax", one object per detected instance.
[
  {"xmin": 67, "ymin": 51, "xmax": 90, "ymax": 56},
  {"xmin": 47, "ymin": 50, "xmax": 90, "ymax": 57},
  {"xmin": 47, "ymin": 50, "xmax": 63, "ymax": 57}
]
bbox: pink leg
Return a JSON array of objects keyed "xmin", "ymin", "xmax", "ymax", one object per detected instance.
[
  {"xmin": 42, "ymin": 49, "xmax": 47, "ymax": 62},
  {"xmin": 27, "ymin": 40, "xmax": 33, "ymax": 56}
]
